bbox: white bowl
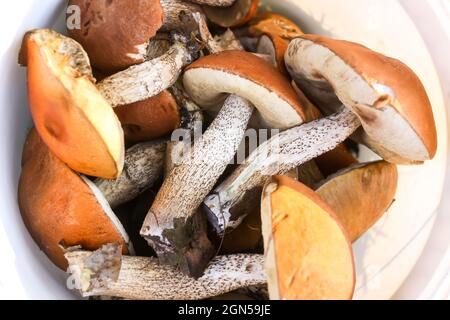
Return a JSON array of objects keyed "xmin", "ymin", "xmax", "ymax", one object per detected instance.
[{"xmin": 0, "ymin": 0, "xmax": 448, "ymax": 299}]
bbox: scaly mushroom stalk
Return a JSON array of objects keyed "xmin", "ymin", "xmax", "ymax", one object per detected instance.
[
  {"xmin": 204, "ymin": 107, "xmax": 361, "ymax": 235},
  {"xmin": 98, "ymin": 41, "xmax": 196, "ymax": 107},
  {"xmin": 66, "ymin": 244, "xmax": 265, "ymax": 300},
  {"xmin": 140, "ymin": 94, "xmax": 253, "ymax": 277},
  {"xmin": 160, "ymin": 0, "xmax": 203, "ymax": 32},
  {"xmin": 95, "ymin": 141, "xmax": 167, "ymax": 208}
]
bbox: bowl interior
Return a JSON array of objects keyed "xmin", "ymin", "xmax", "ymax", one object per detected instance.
[{"xmin": 0, "ymin": 0, "xmax": 447, "ymax": 299}]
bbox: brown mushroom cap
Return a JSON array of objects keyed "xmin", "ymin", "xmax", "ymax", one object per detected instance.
[
  {"xmin": 261, "ymin": 176, "xmax": 355, "ymax": 300},
  {"xmin": 114, "ymin": 90, "xmax": 180, "ymax": 143},
  {"xmin": 18, "ymin": 130, "xmax": 130, "ymax": 270},
  {"xmin": 243, "ymin": 12, "xmax": 304, "ymax": 40},
  {"xmin": 316, "ymin": 161, "xmax": 398, "ymax": 242},
  {"xmin": 184, "ymin": 50, "xmax": 308, "ymax": 129},
  {"xmin": 256, "ymin": 34, "xmax": 289, "ymax": 75},
  {"xmin": 68, "ymin": 0, "xmax": 164, "ymax": 72},
  {"xmin": 23, "ymin": 29, "xmax": 125, "ymax": 179},
  {"xmin": 204, "ymin": 0, "xmax": 260, "ymax": 28},
  {"xmin": 286, "ymin": 35, "xmax": 438, "ymax": 163}
]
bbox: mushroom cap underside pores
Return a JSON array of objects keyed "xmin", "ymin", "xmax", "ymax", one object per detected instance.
[
  {"xmin": 183, "ymin": 50, "xmax": 310, "ymax": 129},
  {"xmin": 18, "ymin": 130, "xmax": 130, "ymax": 270},
  {"xmin": 204, "ymin": 0, "xmax": 260, "ymax": 28},
  {"xmin": 261, "ymin": 176, "xmax": 356, "ymax": 300},
  {"xmin": 68, "ymin": 0, "xmax": 164, "ymax": 72},
  {"xmin": 24, "ymin": 29, "xmax": 125, "ymax": 179},
  {"xmin": 285, "ymin": 35, "xmax": 437, "ymax": 164},
  {"xmin": 256, "ymin": 34, "xmax": 289, "ymax": 75},
  {"xmin": 316, "ymin": 161, "xmax": 398, "ymax": 243},
  {"xmin": 114, "ymin": 90, "xmax": 181, "ymax": 143}
]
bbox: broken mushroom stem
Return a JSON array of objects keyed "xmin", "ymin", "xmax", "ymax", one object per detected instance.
[
  {"xmin": 95, "ymin": 141, "xmax": 167, "ymax": 209},
  {"xmin": 65, "ymin": 243, "xmax": 265, "ymax": 300},
  {"xmin": 204, "ymin": 107, "xmax": 361, "ymax": 235},
  {"xmin": 140, "ymin": 94, "xmax": 254, "ymax": 277},
  {"xmin": 97, "ymin": 38, "xmax": 198, "ymax": 107}
]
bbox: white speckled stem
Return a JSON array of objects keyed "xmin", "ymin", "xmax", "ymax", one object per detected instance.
[
  {"xmin": 188, "ymin": 0, "xmax": 237, "ymax": 6},
  {"xmin": 95, "ymin": 141, "xmax": 166, "ymax": 208},
  {"xmin": 97, "ymin": 42, "xmax": 194, "ymax": 107},
  {"xmin": 204, "ymin": 108, "xmax": 361, "ymax": 235},
  {"xmin": 66, "ymin": 244, "xmax": 265, "ymax": 300},
  {"xmin": 140, "ymin": 95, "xmax": 253, "ymax": 274}
]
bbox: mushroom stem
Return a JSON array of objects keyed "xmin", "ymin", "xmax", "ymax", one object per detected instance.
[
  {"xmin": 188, "ymin": 0, "xmax": 237, "ymax": 6},
  {"xmin": 95, "ymin": 141, "xmax": 167, "ymax": 208},
  {"xmin": 160, "ymin": 0, "xmax": 203, "ymax": 32},
  {"xmin": 66, "ymin": 244, "xmax": 265, "ymax": 300},
  {"xmin": 193, "ymin": 12, "xmax": 243, "ymax": 54},
  {"xmin": 97, "ymin": 41, "xmax": 196, "ymax": 107},
  {"xmin": 204, "ymin": 107, "xmax": 361, "ymax": 235},
  {"xmin": 165, "ymin": 86, "xmax": 204, "ymax": 177},
  {"xmin": 140, "ymin": 94, "xmax": 253, "ymax": 276}
]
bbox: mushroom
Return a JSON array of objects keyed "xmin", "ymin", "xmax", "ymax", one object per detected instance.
[
  {"xmin": 140, "ymin": 50, "xmax": 308, "ymax": 276},
  {"xmin": 237, "ymin": 12, "xmax": 304, "ymax": 41},
  {"xmin": 20, "ymin": 29, "xmax": 125, "ymax": 179},
  {"xmin": 68, "ymin": 0, "xmax": 202, "ymax": 72},
  {"xmin": 203, "ymin": 0, "xmax": 260, "ymax": 28},
  {"xmin": 193, "ymin": 12, "xmax": 244, "ymax": 54},
  {"xmin": 261, "ymin": 176, "xmax": 355, "ymax": 300},
  {"xmin": 95, "ymin": 140, "xmax": 167, "ymax": 209},
  {"xmin": 316, "ymin": 161, "xmax": 398, "ymax": 242},
  {"xmin": 65, "ymin": 243, "xmax": 266, "ymax": 300},
  {"xmin": 114, "ymin": 90, "xmax": 181, "ymax": 143},
  {"xmin": 96, "ymin": 38, "xmax": 198, "ymax": 108},
  {"xmin": 204, "ymin": 35, "xmax": 437, "ymax": 236},
  {"xmin": 18, "ymin": 130, "xmax": 132, "ymax": 270},
  {"xmin": 255, "ymin": 34, "xmax": 289, "ymax": 74},
  {"xmin": 164, "ymin": 85, "xmax": 205, "ymax": 176}
]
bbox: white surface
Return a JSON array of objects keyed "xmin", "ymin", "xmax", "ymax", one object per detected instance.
[{"xmin": 0, "ymin": 0, "xmax": 448, "ymax": 300}]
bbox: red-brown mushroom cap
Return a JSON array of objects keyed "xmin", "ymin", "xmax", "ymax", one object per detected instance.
[
  {"xmin": 261, "ymin": 176, "xmax": 356, "ymax": 300},
  {"xmin": 114, "ymin": 90, "xmax": 180, "ymax": 143},
  {"xmin": 184, "ymin": 50, "xmax": 310, "ymax": 129},
  {"xmin": 68, "ymin": 0, "xmax": 164, "ymax": 72},
  {"xmin": 286, "ymin": 35, "xmax": 438, "ymax": 163},
  {"xmin": 23, "ymin": 29, "xmax": 125, "ymax": 179},
  {"xmin": 203, "ymin": 0, "xmax": 260, "ymax": 28},
  {"xmin": 18, "ymin": 130, "xmax": 131, "ymax": 270}
]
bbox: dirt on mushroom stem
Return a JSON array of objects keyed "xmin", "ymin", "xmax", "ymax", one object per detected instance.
[
  {"xmin": 140, "ymin": 94, "xmax": 255, "ymax": 277},
  {"xmin": 65, "ymin": 243, "xmax": 266, "ymax": 300},
  {"xmin": 204, "ymin": 107, "xmax": 362, "ymax": 236}
]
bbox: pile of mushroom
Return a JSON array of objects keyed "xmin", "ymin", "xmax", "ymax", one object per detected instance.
[{"xmin": 17, "ymin": 0, "xmax": 437, "ymax": 300}]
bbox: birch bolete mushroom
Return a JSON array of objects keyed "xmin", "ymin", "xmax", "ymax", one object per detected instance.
[
  {"xmin": 203, "ymin": 0, "xmax": 260, "ymax": 28},
  {"xmin": 20, "ymin": 29, "xmax": 125, "ymax": 179},
  {"xmin": 204, "ymin": 35, "xmax": 437, "ymax": 236},
  {"xmin": 95, "ymin": 140, "xmax": 167, "ymax": 209},
  {"xmin": 18, "ymin": 130, "xmax": 132, "ymax": 270},
  {"xmin": 316, "ymin": 161, "xmax": 398, "ymax": 242},
  {"xmin": 261, "ymin": 176, "xmax": 355, "ymax": 300},
  {"xmin": 68, "ymin": 0, "xmax": 202, "ymax": 72},
  {"xmin": 140, "ymin": 51, "xmax": 308, "ymax": 276},
  {"xmin": 65, "ymin": 243, "xmax": 266, "ymax": 300},
  {"xmin": 114, "ymin": 90, "xmax": 181, "ymax": 143}
]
